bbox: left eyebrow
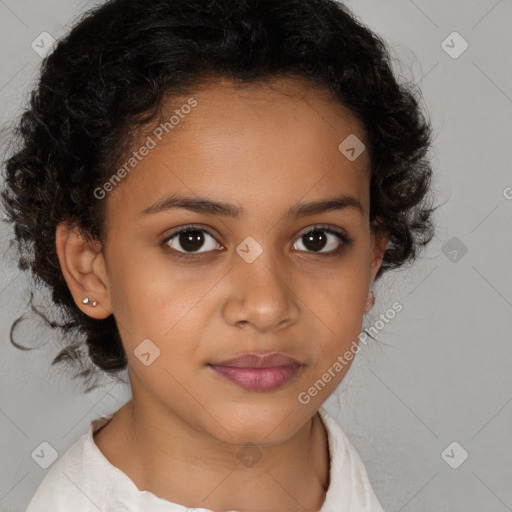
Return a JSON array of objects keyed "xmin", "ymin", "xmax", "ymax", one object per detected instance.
[{"xmin": 139, "ymin": 193, "xmax": 364, "ymax": 218}]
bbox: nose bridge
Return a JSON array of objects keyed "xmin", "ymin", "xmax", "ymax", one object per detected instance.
[{"xmin": 225, "ymin": 240, "xmax": 299, "ymax": 330}]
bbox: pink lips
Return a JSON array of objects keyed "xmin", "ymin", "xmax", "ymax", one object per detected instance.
[{"xmin": 208, "ymin": 352, "xmax": 303, "ymax": 392}]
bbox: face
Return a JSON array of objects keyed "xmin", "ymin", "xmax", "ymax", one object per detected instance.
[{"xmin": 59, "ymin": 76, "xmax": 388, "ymax": 446}]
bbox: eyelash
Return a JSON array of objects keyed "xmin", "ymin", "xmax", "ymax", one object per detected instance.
[{"xmin": 160, "ymin": 224, "xmax": 353, "ymax": 261}]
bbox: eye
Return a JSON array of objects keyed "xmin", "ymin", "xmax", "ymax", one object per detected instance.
[
  {"xmin": 161, "ymin": 224, "xmax": 353, "ymax": 260},
  {"xmin": 162, "ymin": 225, "xmax": 221, "ymax": 257},
  {"xmin": 292, "ymin": 225, "xmax": 352, "ymax": 255}
]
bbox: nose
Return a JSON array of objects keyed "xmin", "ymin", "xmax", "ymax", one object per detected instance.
[{"xmin": 222, "ymin": 250, "xmax": 300, "ymax": 333}]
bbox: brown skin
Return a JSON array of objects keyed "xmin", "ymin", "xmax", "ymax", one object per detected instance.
[{"xmin": 55, "ymin": 77, "xmax": 389, "ymax": 511}]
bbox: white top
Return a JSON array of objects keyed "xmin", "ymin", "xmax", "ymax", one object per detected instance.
[{"xmin": 26, "ymin": 406, "xmax": 384, "ymax": 511}]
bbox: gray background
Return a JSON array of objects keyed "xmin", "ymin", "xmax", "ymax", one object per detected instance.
[{"xmin": 1, "ymin": 0, "xmax": 511, "ymax": 511}]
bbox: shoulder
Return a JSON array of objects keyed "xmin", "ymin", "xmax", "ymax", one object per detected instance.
[
  {"xmin": 25, "ymin": 415, "xmax": 118, "ymax": 512},
  {"xmin": 318, "ymin": 407, "xmax": 385, "ymax": 512}
]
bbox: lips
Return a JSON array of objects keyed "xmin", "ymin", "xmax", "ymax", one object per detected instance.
[{"xmin": 207, "ymin": 351, "xmax": 303, "ymax": 392}]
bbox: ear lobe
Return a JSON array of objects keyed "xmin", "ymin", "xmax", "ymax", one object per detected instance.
[{"xmin": 55, "ymin": 222, "xmax": 113, "ymax": 319}]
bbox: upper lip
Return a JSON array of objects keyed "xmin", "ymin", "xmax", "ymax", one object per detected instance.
[{"xmin": 210, "ymin": 351, "xmax": 302, "ymax": 368}]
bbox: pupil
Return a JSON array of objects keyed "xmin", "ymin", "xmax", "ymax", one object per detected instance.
[
  {"xmin": 180, "ymin": 230, "xmax": 204, "ymax": 252},
  {"xmin": 304, "ymin": 230, "xmax": 327, "ymax": 252}
]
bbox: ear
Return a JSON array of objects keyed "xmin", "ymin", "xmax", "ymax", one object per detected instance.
[
  {"xmin": 55, "ymin": 221, "xmax": 113, "ymax": 319},
  {"xmin": 370, "ymin": 228, "xmax": 389, "ymax": 282},
  {"xmin": 364, "ymin": 224, "xmax": 390, "ymax": 314}
]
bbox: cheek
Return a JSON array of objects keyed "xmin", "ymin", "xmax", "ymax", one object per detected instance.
[
  {"xmin": 107, "ymin": 247, "xmax": 199, "ymax": 336},
  {"xmin": 315, "ymin": 258, "xmax": 369, "ymax": 325},
  {"xmin": 306, "ymin": 261, "xmax": 369, "ymax": 363},
  {"xmin": 110, "ymin": 272, "xmax": 212, "ymax": 377}
]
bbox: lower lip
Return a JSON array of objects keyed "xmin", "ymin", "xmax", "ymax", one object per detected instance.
[{"xmin": 209, "ymin": 364, "xmax": 302, "ymax": 391}]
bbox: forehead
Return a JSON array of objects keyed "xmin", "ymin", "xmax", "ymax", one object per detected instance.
[
  {"xmin": 105, "ymin": 76, "xmax": 371, "ymax": 223},
  {"xmin": 170, "ymin": 75, "xmax": 367, "ymax": 144}
]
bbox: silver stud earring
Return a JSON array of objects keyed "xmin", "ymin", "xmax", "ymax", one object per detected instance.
[
  {"xmin": 82, "ymin": 297, "xmax": 98, "ymax": 307},
  {"xmin": 366, "ymin": 290, "xmax": 375, "ymax": 307}
]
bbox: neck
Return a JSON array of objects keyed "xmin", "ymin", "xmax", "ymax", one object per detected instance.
[{"xmin": 94, "ymin": 396, "xmax": 330, "ymax": 511}]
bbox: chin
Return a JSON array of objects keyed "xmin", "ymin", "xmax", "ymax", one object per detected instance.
[{"xmin": 206, "ymin": 411, "xmax": 303, "ymax": 448}]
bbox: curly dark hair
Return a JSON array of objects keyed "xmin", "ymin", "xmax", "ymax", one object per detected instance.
[{"xmin": 1, "ymin": 0, "xmax": 437, "ymax": 392}]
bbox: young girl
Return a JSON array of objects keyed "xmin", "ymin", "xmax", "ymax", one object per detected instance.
[{"xmin": 1, "ymin": 0, "xmax": 436, "ymax": 510}]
